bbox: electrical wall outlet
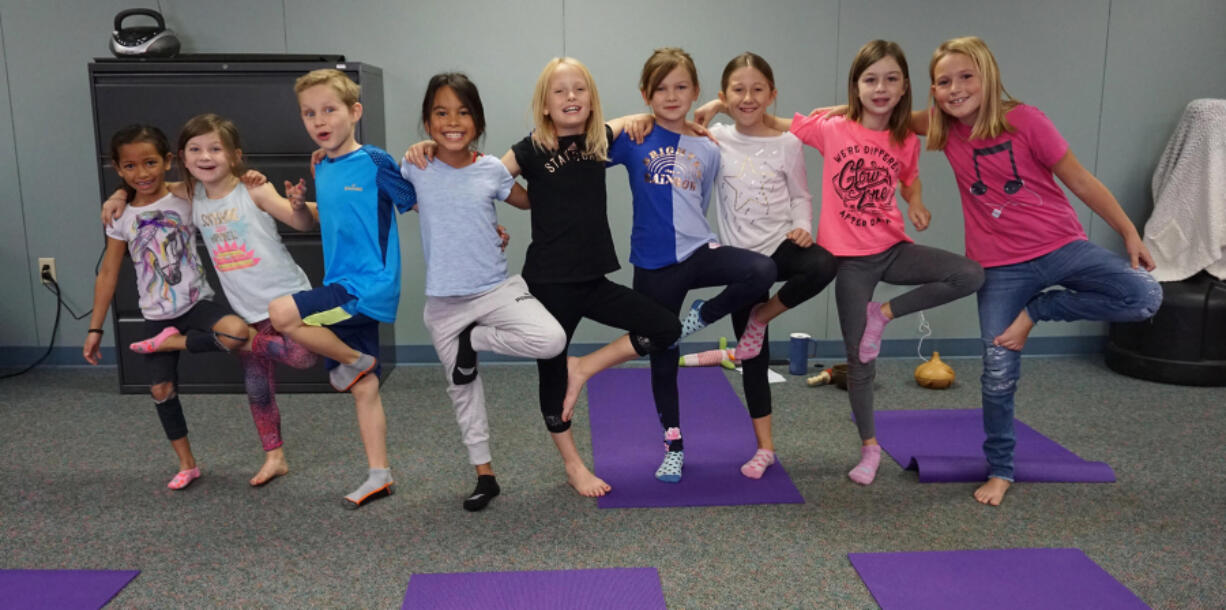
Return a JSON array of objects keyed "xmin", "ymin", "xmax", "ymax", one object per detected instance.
[{"xmin": 38, "ymin": 257, "xmax": 56, "ymax": 284}]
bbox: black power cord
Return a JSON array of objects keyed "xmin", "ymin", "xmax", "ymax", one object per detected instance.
[{"xmin": 0, "ymin": 253, "xmax": 101, "ymax": 380}]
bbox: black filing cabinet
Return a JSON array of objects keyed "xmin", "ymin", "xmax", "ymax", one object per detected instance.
[{"xmin": 88, "ymin": 57, "xmax": 394, "ymax": 393}]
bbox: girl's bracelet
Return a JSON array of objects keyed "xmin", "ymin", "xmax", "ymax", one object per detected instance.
[{"xmin": 87, "ymin": 328, "xmax": 104, "ymax": 335}]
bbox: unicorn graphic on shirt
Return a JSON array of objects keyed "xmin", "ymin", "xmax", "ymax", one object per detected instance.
[{"xmin": 131, "ymin": 209, "xmax": 204, "ymax": 310}]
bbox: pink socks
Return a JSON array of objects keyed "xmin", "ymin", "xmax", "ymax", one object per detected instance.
[
  {"xmin": 734, "ymin": 303, "xmax": 768, "ymax": 360},
  {"xmin": 167, "ymin": 467, "xmax": 200, "ymax": 490},
  {"xmin": 858, "ymin": 302, "xmax": 890, "ymax": 363},
  {"xmin": 131, "ymin": 327, "xmax": 180, "ymax": 354},
  {"xmin": 848, "ymin": 444, "xmax": 882, "ymax": 485},
  {"xmin": 740, "ymin": 448, "xmax": 776, "ymax": 479}
]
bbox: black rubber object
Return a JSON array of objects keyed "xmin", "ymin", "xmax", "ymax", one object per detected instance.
[{"xmin": 1106, "ymin": 272, "xmax": 1226, "ymax": 386}]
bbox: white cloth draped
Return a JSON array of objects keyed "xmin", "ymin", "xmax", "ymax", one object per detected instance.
[{"xmin": 1144, "ymin": 98, "xmax": 1226, "ymax": 281}]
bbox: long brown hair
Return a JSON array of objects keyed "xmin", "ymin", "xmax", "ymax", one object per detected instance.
[
  {"xmin": 837, "ymin": 40, "xmax": 913, "ymax": 147},
  {"xmin": 177, "ymin": 113, "xmax": 246, "ymax": 195},
  {"xmin": 719, "ymin": 51, "xmax": 776, "ymax": 92},
  {"xmin": 639, "ymin": 47, "xmax": 699, "ymax": 96}
]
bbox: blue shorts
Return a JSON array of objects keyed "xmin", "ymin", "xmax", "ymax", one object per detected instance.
[{"xmin": 291, "ymin": 283, "xmax": 381, "ymax": 375}]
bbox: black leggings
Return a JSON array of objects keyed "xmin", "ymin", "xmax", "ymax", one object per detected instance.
[
  {"xmin": 633, "ymin": 244, "xmax": 776, "ymax": 451},
  {"xmin": 528, "ymin": 277, "xmax": 681, "ymax": 433},
  {"xmin": 732, "ymin": 240, "xmax": 838, "ymax": 419},
  {"xmin": 143, "ymin": 299, "xmax": 237, "ymax": 385}
]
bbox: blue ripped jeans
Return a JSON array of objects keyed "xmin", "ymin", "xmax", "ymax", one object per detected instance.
[{"xmin": 978, "ymin": 240, "xmax": 1161, "ymax": 480}]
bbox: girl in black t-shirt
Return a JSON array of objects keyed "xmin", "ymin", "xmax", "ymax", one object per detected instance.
[{"xmin": 405, "ymin": 57, "xmax": 681, "ymax": 498}]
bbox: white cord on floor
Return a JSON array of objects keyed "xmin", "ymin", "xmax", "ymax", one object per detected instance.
[{"xmin": 915, "ymin": 311, "xmax": 932, "ymax": 361}]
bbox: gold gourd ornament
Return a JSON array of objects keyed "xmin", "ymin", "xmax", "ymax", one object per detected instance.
[{"xmin": 914, "ymin": 351, "xmax": 955, "ymax": 389}]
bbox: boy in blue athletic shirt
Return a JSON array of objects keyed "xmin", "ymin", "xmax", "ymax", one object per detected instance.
[{"xmin": 269, "ymin": 69, "xmax": 417, "ymax": 509}]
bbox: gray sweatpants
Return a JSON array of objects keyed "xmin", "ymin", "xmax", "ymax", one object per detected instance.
[
  {"xmin": 836, "ymin": 242, "xmax": 984, "ymax": 440},
  {"xmin": 424, "ymin": 275, "xmax": 567, "ymax": 465}
]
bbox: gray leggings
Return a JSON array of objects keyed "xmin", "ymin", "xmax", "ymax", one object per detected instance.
[{"xmin": 836, "ymin": 242, "xmax": 984, "ymax": 440}]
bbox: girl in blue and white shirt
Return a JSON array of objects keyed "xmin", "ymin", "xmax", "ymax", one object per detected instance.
[{"xmin": 608, "ymin": 48, "xmax": 776, "ymax": 484}]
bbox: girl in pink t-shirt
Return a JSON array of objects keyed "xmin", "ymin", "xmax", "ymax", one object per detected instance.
[
  {"xmin": 800, "ymin": 41, "xmax": 983, "ymax": 486},
  {"xmin": 702, "ymin": 41, "xmax": 984, "ymax": 486},
  {"xmin": 922, "ymin": 36, "xmax": 1161, "ymax": 507}
]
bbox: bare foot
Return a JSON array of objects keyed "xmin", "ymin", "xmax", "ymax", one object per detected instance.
[
  {"xmin": 250, "ymin": 451, "xmax": 289, "ymax": 487},
  {"xmin": 973, "ymin": 477, "xmax": 1011, "ymax": 506},
  {"xmin": 561, "ymin": 356, "xmax": 588, "ymax": 422},
  {"xmin": 993, "ymin": 308, "xmax": 1035, "ymax": 351},
  {"xmin": 565, "ymin": 461, "xmax": 611, "ymax": 498}
]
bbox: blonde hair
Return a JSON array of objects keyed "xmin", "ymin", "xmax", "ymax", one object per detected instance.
[
  {"xmin": 837, "ymin": 40, "xmax": 913, "ymax": 147},
  {"xmin": 926, "ymin": 36, "xmax": 1018, "ymax": 151},
  {"xmin": 639, "ymin": 47, "xmax": 699, "ymax": 96},
  {"xmin": 530, "ymin": 57, "xmax": 608, "ymax": 160},
  {"xmin": 294, "ymin": 68, "xmax": 361, "ymax": 107}
]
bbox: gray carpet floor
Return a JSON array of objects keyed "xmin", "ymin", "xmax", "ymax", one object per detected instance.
[{"xmin": 1, "ymin": 356, "xmax": 1223, "ymax": 608}]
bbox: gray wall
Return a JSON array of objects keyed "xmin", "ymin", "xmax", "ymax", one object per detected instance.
[{"xmin": 2, "ymin": 0, "xmax": 1224, "ymax": 364}]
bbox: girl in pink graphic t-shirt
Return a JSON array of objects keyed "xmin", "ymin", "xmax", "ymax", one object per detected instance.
[
  {"xmin": 918, "ymin": 36, "xmax": 1160, "ymax": 507},
  {"xmin": 698, "ymin": 41, "xmax": 984, "ymax": 487}
]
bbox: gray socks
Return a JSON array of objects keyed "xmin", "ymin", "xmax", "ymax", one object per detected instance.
[
  {"xmin": 330, "ymin": 353, "xmax": 376, "ymax": 392},
  {"xmin": 343, "ymin": 468, "xmax": 394, "ymax": 509}
]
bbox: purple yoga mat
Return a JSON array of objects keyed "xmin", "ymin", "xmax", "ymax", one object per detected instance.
[
  {"xmin": 0, "ymin": 569, "xmax": 139, "ymax": 609},
  {"xmin": 873, "ymin": 409, "xmax": 1116, "ymax": 483},
  {"xmin": 849, "ymin": 548, "xmax": 1149, "ymax": 609},
  {"xmin": 402, "ymin": 567, "xmax": 666, "ymax": 609},
  {"xmin": 587, "ymin": 367, "xmax": 804, "ymax": 509}
]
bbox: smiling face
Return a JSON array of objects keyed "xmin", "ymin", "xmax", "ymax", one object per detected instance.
[
  {"xmin": 545, "ymin": 63, "xmax": 593, "ymax": 137},
  {"xmin": 720, "ymin": 65, "xmax": 777, "ymax": 133},
  {"xmin": 856, "ymin": 55, "xmax": 907, "ymax": 129},
  {"xmin": 642, "ymin": 65, "xmax": 699, "ymax": 131},
  {"xmin": 181, "ymin": 130, "xmax": 240, "ymax": 188},
  {"xmin": 427, "ymin": 85, "xmax": 477, "ymax": 163},
  {"xmin": 931, "ymin": 52, "xmax": 983, "ymax": 126},
  {"xmin": 115, "ymin": 141, "xmax": 171, "ymax": 204},
  {"xmin": 298, "ymin": 83, "xmax": 362, "ymax": 158}
]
